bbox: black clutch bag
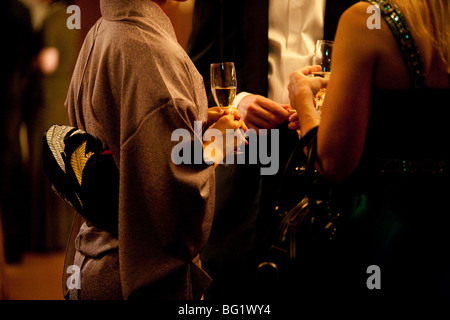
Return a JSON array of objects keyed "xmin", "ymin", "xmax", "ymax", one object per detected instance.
[{"xmin": 257, "ymin": 127, "xmax": 343, "ymax": 284}]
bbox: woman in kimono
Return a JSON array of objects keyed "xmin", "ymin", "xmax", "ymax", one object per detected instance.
[{"xmin": 64, "ymin": 0, "xmax": 246, "ymax": 300}]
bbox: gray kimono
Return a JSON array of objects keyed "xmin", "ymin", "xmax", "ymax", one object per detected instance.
[{"xmin": 65, "ymin": 0, "xmax": 215, "ymax": 300}]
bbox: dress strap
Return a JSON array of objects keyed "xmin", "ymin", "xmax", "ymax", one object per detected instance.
[{"xmin": 363, "ymin": 0, "xmax": 426, "ymax": 88}]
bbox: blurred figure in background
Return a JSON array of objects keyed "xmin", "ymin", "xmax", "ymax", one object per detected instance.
[
  {"xmin": 26, "ymin": 0, "xmax": 81, "ymax": 251},
  {"xmin": 0, "ymin": 0, "xmax": 34, "ymax": 263}
]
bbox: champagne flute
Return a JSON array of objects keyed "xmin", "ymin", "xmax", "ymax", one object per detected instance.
[
  {"xmin": 311, "ymin": 40, "xmax": 333, "ymax": 113},
  {"xmin": 210, "ymin": 62, "xmax": 237, "ymax": 112},
  {"xmin": 210, "ymin": 62, "xmax": 243, "ymax": 155}
]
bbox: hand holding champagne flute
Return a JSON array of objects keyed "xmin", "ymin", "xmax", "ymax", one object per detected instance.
[
  {"xmin": 311, "ymin": 40, "xmax": 333, "ymax": 113},
  {"xmin": 210, "ymin": 62, "xmax": 245, "ymax": 155}
]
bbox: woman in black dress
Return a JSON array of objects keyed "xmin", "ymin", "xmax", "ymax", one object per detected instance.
[{"xmin": 288, "ymin": 0, "xmax": 450, "ymax": 301}]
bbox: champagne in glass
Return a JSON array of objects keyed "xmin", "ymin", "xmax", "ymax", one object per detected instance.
[
  {"xmin": 211, "ymin": 86, "xmax": 237, "ymax": 111},
  {"xmin": 210, "ymin": 62, "xmax": 243, "ymax": 155},
  {"xmin": 210, "ymin": 62, "xmax": 237, "ymax": 112},
  {"xmin": 312, "ymin": 40, "xmax": 333, "ymax": 113}
]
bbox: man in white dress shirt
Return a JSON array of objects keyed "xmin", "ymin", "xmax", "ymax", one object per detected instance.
[{"xmin": 235, "ymin": 0, "xmax": 327, "ymax": 130}]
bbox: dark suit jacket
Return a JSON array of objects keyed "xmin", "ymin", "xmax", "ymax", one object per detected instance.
[{"xmin": 186, "ymin": 0, "xmax": 358, "ymax": 300}]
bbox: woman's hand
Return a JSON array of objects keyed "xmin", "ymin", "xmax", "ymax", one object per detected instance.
[
  {"xmin": 206, "ymin": 107, "xmax": 243, "ymax": 128},
  {"xmin": 203, "ymin": 112, "xmax": 248, "ymax": 166},
  {"xmin": 287, "ymin": 108, "xmax": 300, "ymax": 131},
  {"xmin": 288, "ymin": 65, "xmax": 328, "ymax": 136}
]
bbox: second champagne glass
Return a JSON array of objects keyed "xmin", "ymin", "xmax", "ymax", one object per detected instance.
[{"xmin": 312, "ymin": 40, "xmax": 333, "ymax": 113}]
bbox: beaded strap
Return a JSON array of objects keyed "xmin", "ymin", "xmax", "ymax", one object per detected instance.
[{"xmin": 364, "ymin": 0, "xmax": 426, "ymax": 88}]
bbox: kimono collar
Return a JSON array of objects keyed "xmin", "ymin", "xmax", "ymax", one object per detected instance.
[
  {"xmin": 100, "ymin": 0, "xmax": 166, "ymax": 22},
  {"xmin": 100, "ymin": 0, "xmax": 175, "ymax": 39}
]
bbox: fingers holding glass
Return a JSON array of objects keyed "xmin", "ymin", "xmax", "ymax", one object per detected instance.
[
  {"xmin": 312, "ymin": 40, "xmax": 333, "ymax": 114},
  {"xmin": 210, "ymin": 62, "xmax": 243, "ymax": 154}
]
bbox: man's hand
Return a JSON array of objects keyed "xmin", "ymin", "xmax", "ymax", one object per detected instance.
[{"xmin": 237, "ymin": 94, "xmax": 290, "ymax": 133}]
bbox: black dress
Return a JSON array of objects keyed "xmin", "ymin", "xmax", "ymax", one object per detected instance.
[
  {"xmin": 340, "ymin": 0, "xmax": 450, "ymax": 301},
  {"xmin": 339, "ymin": 87, "xmax": 450, "ymax": 301}
]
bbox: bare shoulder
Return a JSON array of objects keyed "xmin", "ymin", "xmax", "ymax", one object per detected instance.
[
  {"xmin": 333, "ymin": 2, "xmax": 389, "ymax": 62},
  {"xmin": 336, "ymin": 1, "xmax": 414, "ymax": 89},
  {"xmin": 342, "ymin": 1, "xmax": 374, "ymax": 16},
  {"xmin": 340, "ymin": 2, "xmax": 375, "ymax": 25},
  {"xmin": 336, "ymin": 2, "xmax": 402, "ymax": 66},
  {"xmin": 337, "ymin": 1, "xmax": 391, "ymax": 39}
]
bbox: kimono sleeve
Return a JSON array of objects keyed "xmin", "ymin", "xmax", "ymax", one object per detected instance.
[{"xmin": 116, "ymin": 37, "xmax": 215, "ymax": 299}]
